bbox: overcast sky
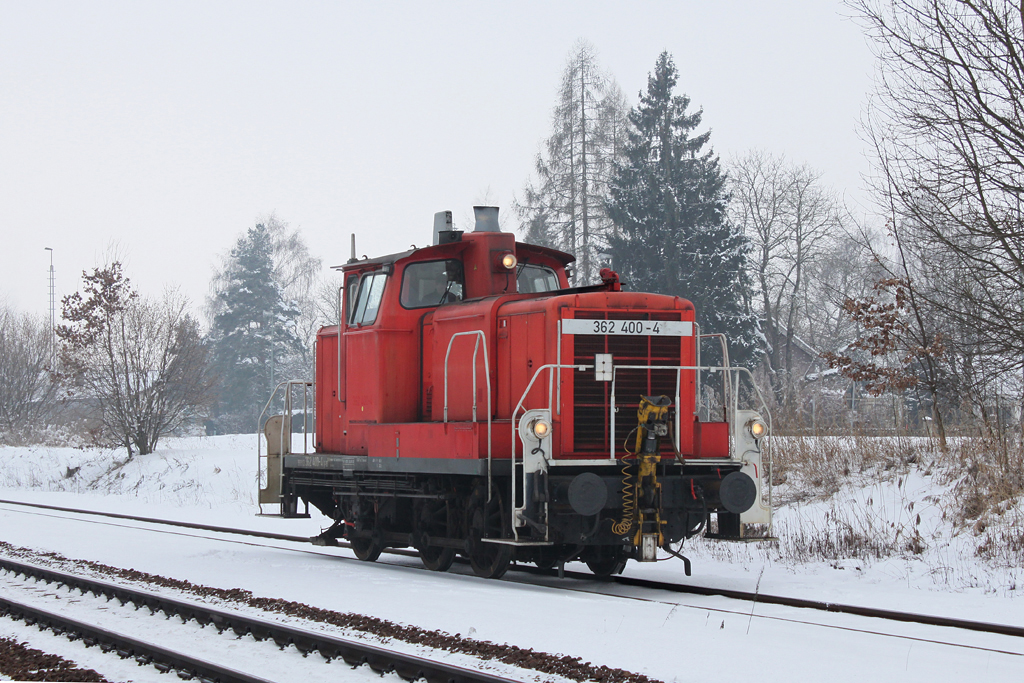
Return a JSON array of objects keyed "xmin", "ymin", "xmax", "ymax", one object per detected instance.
[{"xmin": 0, "ymin": 0, "xmax": 875, "ymax": 318}]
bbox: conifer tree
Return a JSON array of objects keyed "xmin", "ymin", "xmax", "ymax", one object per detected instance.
[
  {"xmin": 607, "ymin": 52, "xmax": 760, "ymax": 365},
  {"xmin": 516, "ymin": 40, "xmax": 628, "ymax": 284},
  {"xmin": 209, "ymin": 224, "xmax": 301, "ymax": 428}
]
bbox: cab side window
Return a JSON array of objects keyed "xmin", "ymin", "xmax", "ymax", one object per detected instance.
[
  {"xmin": 517, "ymin": 264, "xmax": 561, "ymax": 293},
  {"xmin": 400, "ymin": 259, "xmax": 464, "ymax": 308},
  {"xmin": 343, "ymin": 273, "xmax": 359, "ymax": 323},
  {"xmin": 349, "ymin": 270, "xmax": 388, "ymax": 325}
]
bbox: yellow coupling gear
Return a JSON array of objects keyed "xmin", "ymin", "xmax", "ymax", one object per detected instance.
[{"xmin": 613, "ymin": 396, "xmax": 672, "ymax": 561}]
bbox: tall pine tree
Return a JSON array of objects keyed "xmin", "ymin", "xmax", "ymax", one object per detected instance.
[
  {"xmin": 607, "ymin": 52, "xmax": 760, "ymax": 365},
  {"xmin": 515, "ymin": 40, "xmax": 629, "ymax": 284},
  {"xmin": 209, "ymin": 223, "xmax": 302, "ymax": 429}
]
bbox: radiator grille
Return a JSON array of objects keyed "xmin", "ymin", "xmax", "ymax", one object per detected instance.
[{"xmin": 571, "ymin": 311, "xmax": 683, "ymax": 456}]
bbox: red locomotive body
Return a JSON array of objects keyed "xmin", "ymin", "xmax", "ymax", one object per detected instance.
[{"xmin": 261, "ymin": 207, "xmax": 771, "ymax": 578}]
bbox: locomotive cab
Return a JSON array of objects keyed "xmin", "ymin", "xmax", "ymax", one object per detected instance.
[{"xmin": 259, "ymin": 206, "xmax": 771, "ymax": 579}]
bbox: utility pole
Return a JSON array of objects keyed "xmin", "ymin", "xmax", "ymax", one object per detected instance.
[{"xmin": 44, "ymin": 247, "xmax": 55, "ymax": 367}]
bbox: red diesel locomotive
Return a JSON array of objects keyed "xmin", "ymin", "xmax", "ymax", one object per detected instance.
[{"xmin": 259, "ymin": 207, "xmax": 771, "ymax": 578}]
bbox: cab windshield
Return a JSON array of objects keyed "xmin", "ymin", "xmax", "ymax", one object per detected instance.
[{"xmin": 349, "ymin": 270, "xmax": 387, "ymax": 325}]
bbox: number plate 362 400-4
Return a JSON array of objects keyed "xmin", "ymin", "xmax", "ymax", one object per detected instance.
[{"xmin": 561, "ymin": 319, "xmax": 693, "ymax": 336}]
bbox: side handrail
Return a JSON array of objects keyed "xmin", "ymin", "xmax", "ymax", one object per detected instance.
[
  {"xmin": 443, "ymin": 331, "xmax": 493, "ymax": 500},
  {"xmin": 342, "ymin": 286, "xmax": 350, "ymax": 403},
  {"xmin": 257, "ymin": 380, "xmax": 314, "ymax": 515},
  {"xmin": 511, "ymin": 362, "xmax": 773, "ymax": 535},
  {"xmin": 700, "ymin": 333, "xmax": 731, "ymax": 421},
  {"xmin": 510, "ymin": 363, "xmax": 590, "ymax": 540}
]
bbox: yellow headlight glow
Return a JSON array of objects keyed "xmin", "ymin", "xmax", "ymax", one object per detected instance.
[
  {"xmin": 750, "ymin": 420, "xmax": 767, "ymax": 438},
  {"xmin": 532, "ymin": 419, "xmax": 551, "ymax": 439},
  {"xmin": 501, "ymin": 253, "xmax": 518, "ymax": 270}
]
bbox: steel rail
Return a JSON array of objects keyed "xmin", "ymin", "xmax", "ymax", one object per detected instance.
[
  {"xmin": 529, "ymin": 567, "xmax": 1024, "ymax": 639},
  {"xmin": 0, "ymin": 556, "xmax": 525, "ymax": 683},
  {"xmin": 0, "ymin": 592, "xmax": 275, "ymax": 683},
  {"xmin": 2, "ymin": 498, "xmax": 1022, "ymax": 640},
  {"xmin": 0, "ymin": 497, "xmax": 312, "ymax": 543}
]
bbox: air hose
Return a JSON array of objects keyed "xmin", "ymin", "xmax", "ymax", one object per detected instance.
[{"xmin": 611, "ymin": 427, "xmax": 639, "ymax": 537}]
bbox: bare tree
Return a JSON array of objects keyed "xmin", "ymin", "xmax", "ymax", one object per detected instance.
[
  {"xmin": 729, "ymin": 151, "xmax": 846, "ymax": 410},
  {"xmin": 802, "ymin": 230, "xmax": 882, "ymax": 352},
  {"xmin": 821, "ymin": 269, "xmax": 949, "ymax": 443},
  {"xmin": 515, "ymin": 40, "xmax": 628, "ymax": 283},
  {"xmin": 0, "ymin": 305, "xmax": 61, "ymax": 437},
  {"xmin": 58, "ymin": 263, "xmax": 214, "ymax": 456},
  {"xmin": 854, "ymin": 0, "xmax": 1024, "ymax": 368}
]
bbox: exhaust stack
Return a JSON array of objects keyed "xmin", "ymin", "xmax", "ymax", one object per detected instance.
[{"xmin": 473, "ymin": 206, "xmax": 500, "ymax": 233}]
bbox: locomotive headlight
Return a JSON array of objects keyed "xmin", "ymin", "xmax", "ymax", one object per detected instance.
[
  {"xmin": 531, "ymin": 418, "xmax": 551, "ymax": 440},
  {"xmin": 501, "ymin": 252, "xmax": 518, "ymax": 270},
  {"xmin": 748, "ymin": 419, "xmax": 767, "ymax": 439}
]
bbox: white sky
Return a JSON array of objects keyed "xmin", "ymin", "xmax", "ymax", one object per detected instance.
[{"xmin": 0, "ymin": 0, "xmax": 875, "ymax": 318}]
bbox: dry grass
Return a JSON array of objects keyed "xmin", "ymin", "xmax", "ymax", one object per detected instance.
[
  {"xmin": 938, "ymin": 438, "xmax": 1024, "ymax": 527},
  {"xmin": 693, "ymin": 433, "xmax": 1024, "ymax": 586},
  {"xmin": 768, "ymin": 434, "xmax": 928, "ymax": 500}
]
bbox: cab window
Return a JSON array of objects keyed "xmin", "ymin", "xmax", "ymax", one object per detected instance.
[
  {"xmin": 343, "ymin": 273, "xmax": 359, "ymax": 322},
  {"xmin": 349, "ymin": 270, "xmax": 388, "ymax": 325},
  {"xmin": 400, "ymin": 259, "xmax": 464, "ymax": 309},
  {"xmin": 517, "ymin": 264, "xmax": 561, "ymax": 293}
]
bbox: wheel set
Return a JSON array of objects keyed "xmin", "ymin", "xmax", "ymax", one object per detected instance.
[{"xmin": 339, "ymin": 484, "xmax": 515, "ymax": 579}]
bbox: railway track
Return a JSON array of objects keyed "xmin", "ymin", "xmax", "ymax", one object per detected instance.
[
  {"xmin": 2, "ymin": 497, "xmax": 1022, "ymax": 641},
  {"xmin": 0, "ymin": 555, "xmax": 529, "ymax": 683}
]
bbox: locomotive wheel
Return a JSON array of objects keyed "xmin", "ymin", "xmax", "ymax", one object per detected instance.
[
  {"xmin": 416, "ymin": 501, "xmax": 455, "ymax": 572},
  {"xmin": 583, "ymin": 546, "xmax": 629, "ymax": 578},
  {"xmin": 350, "ymin": 536, "xmax": 383, "ymax": 562},
  {"xmin": 466, "ymin": 491, "xmax": 512, "ymax": 579},
  {"xmin": 420, "ymin": 545, "xmax": 456, "ymax": 572}
]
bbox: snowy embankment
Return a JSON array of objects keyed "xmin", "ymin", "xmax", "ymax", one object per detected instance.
[
  {"xmin": 0, "ymin": 435, "xmax": 1022, "ymax": 683},
  {"xmin": 0, "ymin": 435, "xmax": 325, "ymax": 536},
  {"xmin": 0, "ymin": 434, "xmax": 1020, "ymax": 626}
]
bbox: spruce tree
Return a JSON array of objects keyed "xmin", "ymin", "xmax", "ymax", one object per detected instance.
[
  {"xmin": 209, "ymin": 224, "xmax": 301, "ymax": 429},
  {"xmin": 607, "ymin": 52, "xmax": 760, "ymax": 365}
]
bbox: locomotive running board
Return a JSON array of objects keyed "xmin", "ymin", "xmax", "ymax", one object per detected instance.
[{"xmin": 481, "ymin": 539, "xmax": 554, "ymax": 546}]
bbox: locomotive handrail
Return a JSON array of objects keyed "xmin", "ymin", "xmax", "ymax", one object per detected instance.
[
  {"xmin": 699, "ymin": 332, "xmax": 731, "ymax": 421},
  {"xmin": 342, "ymin": 284, "xmax": 350, "ymax": 403},
  {"xmin": 510, "ymin": 363, "xmax": 590, "ymax": 541},
  {"xmin": 442, "ymin": 331, "xmax": 493, "ymax": 500},
  {"xmin": 511, "ymin": 361, "xmax": 774, "ymax": 537},
  {"xmin": 608, "ymin": 363, "xmax": 683, "ymax": 459},
  {"xmin": 256, "ymin": 380, "xmax": 314, "ymax": 516}
]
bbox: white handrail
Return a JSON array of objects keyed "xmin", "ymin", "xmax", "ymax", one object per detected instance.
[
  {"xmin": 510, "ymin": 363, "xmax": 589, "ymax": 540},
  {"xmin": 508, "ymin": 362, "xmax": 772, "ymax": 536},
  {"xmin": 442, "ymin": 330, "xmax": 493, "ymax": 500},
  {"xmin": 256, "ymin": 379, "xmax": 314, "ymax": 515}
]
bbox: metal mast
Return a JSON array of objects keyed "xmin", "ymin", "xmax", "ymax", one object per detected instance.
[{"xmin": 45, "ymin": 247, "xmax": 55, "ymax": 367}]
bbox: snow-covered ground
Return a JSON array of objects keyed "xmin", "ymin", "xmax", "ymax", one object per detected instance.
[{"xmin": 0, "ymin": 435, "xmax": 1021, "ymax": 682}]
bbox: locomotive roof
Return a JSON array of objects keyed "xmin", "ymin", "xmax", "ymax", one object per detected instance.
[
  {"xmin": 331, "ymin": 239, "xmax": 575, "ymax": 272},
  {"xmin": 331, "ymin": 241, "xmax": 468, "ymax": 271}
]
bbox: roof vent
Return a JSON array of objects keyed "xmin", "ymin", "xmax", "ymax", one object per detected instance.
[
  {"xmin": 432, "ymin": 211, "xmax": 453, "ymax": 245},
  {"xmin": 473, "ymin": 206, "xmax": 500, "ymax": 233}
]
